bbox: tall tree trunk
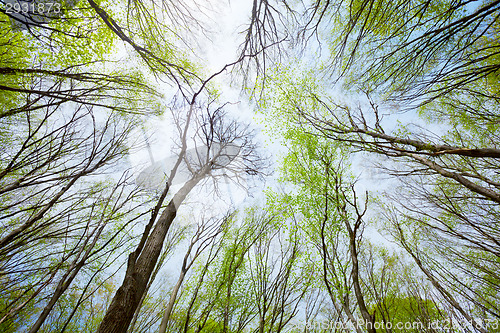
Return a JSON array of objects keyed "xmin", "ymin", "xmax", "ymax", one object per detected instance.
[
  {"xmin": 345, "ymin": 214, "xmax": 376, "ymax": 333},
  {"xmin": 96, "ymin": 172, "xmax": 206, "ymax": 333}
]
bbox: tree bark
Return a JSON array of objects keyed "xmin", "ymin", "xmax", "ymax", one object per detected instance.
[{"xmin": 96, "ymin": 171, "xmax": 206, "ymax": 333}]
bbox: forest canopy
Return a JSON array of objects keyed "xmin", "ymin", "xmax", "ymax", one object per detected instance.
[{"xmin": 0, "ymin": 0, "xmax": 499, "ymax": 332}]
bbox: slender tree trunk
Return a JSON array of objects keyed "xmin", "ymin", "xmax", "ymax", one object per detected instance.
[
  {"xmin": 159, "ymin": 224, "xmax": 205, "ymax": 333},
  {"xmin": 344, "ymin": 213, "xmax": 376, "ymax": 333},
  {"xmin": 158, "ymin": 269, "xmax": 186, "ymax": 333},
  {"xmin": 28, "ymin": 261, "xmax": 84, "ymax": 333},
  {"xmin": 29, "ymin": 216, "xmax": 108, "ymax": 333},
  {"xmin": 348, "ymin": 234, "xmax": 376, "ymax": 333},
  {"xmin": 396, "ymin": 225, "xmax": 489, "ymax": 333},
  {"xmin": 96, "ymin": 172, "xmax": 206, "ymax": 333}
]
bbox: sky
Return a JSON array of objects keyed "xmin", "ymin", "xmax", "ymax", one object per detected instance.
[
  {"xmin": 123, "ymin": 0, "xmax": 405, "ymax": 252},
  {"xmin": 126, "ymin": 0, "xmax": 279, "ymax": 211}
]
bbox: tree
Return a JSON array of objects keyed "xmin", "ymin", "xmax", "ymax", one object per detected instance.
[
  {"xmin": 256, "ymin": 0, "xmax": 500, "ymax": 328},
  {"xmin": 2, "ymin": 0, "xmax": 268, "ymax": 330},
  {"xmin": 95, "ymin": 92, "xmax": 265, "ymax": 332},
  {"xmin": 163, "ymin": 206, "xmax": 310, "ymax": 333},
  {"xmin": 127, "ymin": 222, "xmax": 187, "ymax": 333},
  {"xmin": 257, "ymin": 55, "xmax": 496, "ymax": 331},
  {"xmin": 164, "ymin": 209, "xmax": 264, "ymax": 333},
  {"xmin": 0, "ymin": 0, "xmax": 189, "ymax": 328},
  {"xmin": 158, "ymin": 213, "xmax": 226, "ymax": 333},
  {"xmin": 4, "ymin": 0, "xmax": 499, "ymax": 331},
  {"xmin": 247, "ymin": 211, "xmax": 310, "ymax": 333},
  {"xmin": 278, "ymin": 0, "xmax": 500, "ymax": 105},
  {"xmin": 0, "ymin": 103, "xmax": 152, "ymax": 331},
  {"xmin": 264, "ymin": 126, "xmax": 379, "ymax": 332}
]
